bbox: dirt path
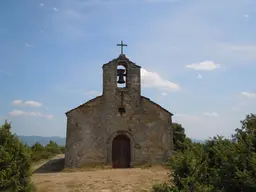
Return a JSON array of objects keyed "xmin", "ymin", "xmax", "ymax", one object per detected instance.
[
  {"xmin": 31, "ymin": 154, "xmax": 65, "ymax": 172},
  {"xmin": 32, "ymin": 157, "xmax": 169, "ymax": 192}
]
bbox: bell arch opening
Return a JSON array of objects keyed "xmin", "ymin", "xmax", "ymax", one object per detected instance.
[
  {"xmin": 117, "ymin": 64, "xmax": 127, "ymax": 88},
  {"xmin": 112, "ymin": 134, "xmax": 131, "ymax": 168}
]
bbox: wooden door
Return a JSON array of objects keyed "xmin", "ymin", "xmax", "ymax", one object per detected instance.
[{"xmin": 112, "ymin": 135, "xmax": 131, "ymax": 168}]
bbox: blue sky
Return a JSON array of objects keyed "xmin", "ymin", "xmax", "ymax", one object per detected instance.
[{"xmin": 0, "ymin": 0, "xmax": 255, "ymax": 140}]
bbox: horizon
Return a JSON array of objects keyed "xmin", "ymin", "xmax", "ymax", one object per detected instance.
[{"xmin": 0, "ymin": 0, "xmax": 255, "ymax": 140}]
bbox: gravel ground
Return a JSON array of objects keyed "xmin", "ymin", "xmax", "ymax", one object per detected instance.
[{"xmin": 32, "ymin": 156, "xmax": 169, "ymax": 192}]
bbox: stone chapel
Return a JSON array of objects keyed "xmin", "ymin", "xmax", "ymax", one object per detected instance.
[{"xmin": 65, "ymin": 43, "xmax": 173, "ymax": 168}]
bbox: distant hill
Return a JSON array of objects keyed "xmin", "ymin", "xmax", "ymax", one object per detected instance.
[
  {"xmin": 18, "ymin": 135, "xmax": 66, "ymax": 146},
  {"xmin": 192, "ymin": 139, "xmax": 205, "ymax": 143},
  {"xmin": 17, "ymin": 135, "xmax": 204, "ymax": 147}
]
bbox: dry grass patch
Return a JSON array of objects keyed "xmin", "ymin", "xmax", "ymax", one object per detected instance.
[{"xmin": 32, "ymin": 167, "xmax": 169, "ymax": 192}]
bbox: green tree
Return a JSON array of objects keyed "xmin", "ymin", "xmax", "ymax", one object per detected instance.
[
  {"xmin": 172, "ymin": 123, "xmax": 192, "ymax": 152},
  {"xmin": 0, "ymin": 120, "xmax": 35, "ymax": 192},
  {"xmin": 233, "ymin": 113, "xmax": 256, "ymax": 150},
  {"xmin": 31, "ymin": 142, "xmax": 44, "ymax": 152},
  {"xmin": 169, "ymin": 141, "xmax": 210, "ymax": 192},
  {"xmin": 31, "ymin": 142, "xmax": 50, "ymax": 162},
  {"xmin": 59, "ymin": 145, "xmax": 66, "ymax": 153},
  {"xmin": 30, "ymin": 140, "xmax": 62, "ymax": 162},
  {"xmin": 45, "ymin": 140, "xmax": 61, "ymax": 154},
  {"xmin": 230, "ymin": 113, "xmax": 256, "ymax": 191},
  {"xmin": 165, "ymin": 114, "xmax": 256, "ymax": 192}
]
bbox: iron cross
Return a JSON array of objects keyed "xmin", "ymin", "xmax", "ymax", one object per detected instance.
[{"xmin": 117, "ymin": 41, "xmax": 127, "ymax": 54}]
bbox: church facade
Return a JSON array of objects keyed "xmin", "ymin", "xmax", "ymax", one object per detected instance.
[{"xmin": 65, "ymin": 52, "xmax": 173, "ymax": 168}]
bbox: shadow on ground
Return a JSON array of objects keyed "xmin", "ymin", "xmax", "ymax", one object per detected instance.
[{"xmin": 33, "ymin": 157, "xmax": 65, "ymax": 173}]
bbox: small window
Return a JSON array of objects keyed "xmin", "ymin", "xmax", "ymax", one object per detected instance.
[
  {"xmin": 117, "ymin": 65, "xmax": 126, "ymax": 88},
  {"xmin": 118, "ymin": 107, "xmax": 126, "ymax": 116}
]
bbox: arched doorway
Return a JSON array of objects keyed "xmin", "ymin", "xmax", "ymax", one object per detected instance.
[{"xmin": 112, "ymin": 134, "xmax": 131, "ymax": 168}]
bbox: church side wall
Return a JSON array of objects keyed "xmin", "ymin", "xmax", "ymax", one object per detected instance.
[
  {"xmin": 131, "ymin": 97, "xmax": 173, "ymax": 165},
  {"xmin": 65, "ymin": 97, "xmax": 107, "ymax": 168}
]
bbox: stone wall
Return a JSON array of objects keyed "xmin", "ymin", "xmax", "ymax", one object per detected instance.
[
  {"xmin": 134, "ymin": 97, "xmax": 173, "ymax": 165},
  {"xmin": 65, "ymin": 94, "xmax": 172, "ymax": 168},
  {"xmin": 65, "ymin": 96, "xmax": 106, "ymax": 168}
]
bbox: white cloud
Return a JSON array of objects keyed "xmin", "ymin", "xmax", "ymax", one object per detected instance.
[
  {"xmin": 185, "ymin": 61, "xmax": 220, "ymax": 71},
  {"xmin": 24, "ymin": 101, "xmax": 42, "ymax": 107},
  {"xmin": 53, "ymin": 7, "xmax": 59, "ymax": 11},
  {"xmin": 12, "ymin": 100, "xmax": 23, "ymax": 105},
  {"xmin": 243, "ymin": 14, "xmax": 249, "ymax": 18},
  {"xmin": 129, "ymin": 0, "xmax": 256, "ymax": 76},
  {"xmin": 12, "ymin": 100, "xmax": 43, "ymax": 107},
  {"xmin": 40, "ymin": 3, "xmax": 44, "ymax": 6},
  {"xmin": 141, "ymin": 68, "xmax": 180, "ymax": 91},
  {"xmin": 203, "ymin": 112, "xmax": 219, "ymax": 117},
  {"xmin": 9, "ymin": 110, "xmax": 41, "ymax": 117},
  {"xmin": 8, "ymin": 110, "xmax": 53, "ymax": 119},
  {"xmin": 241, "ymin": 92, "xmax": 256, "ymax": 98}
]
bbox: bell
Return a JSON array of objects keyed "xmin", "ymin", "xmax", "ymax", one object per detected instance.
[
  {"xmin": 117, "ymin": 75, "xmax": 125, "ymax": 84},
  {"xmin": 117, "ymin": 69, "xmax": 126, "ymax": 84}
]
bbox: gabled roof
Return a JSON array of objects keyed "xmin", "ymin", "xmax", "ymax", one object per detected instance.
[
  {"xmin": 65, "ymin": 95, "xmax": 173, "ymax": 116},
  {"xmin": 65, "ymin": 95, "xmax": 102, "ymax": 115},
  {"xmin": 102, "ymin": 54, "xmax": 141, "ymax": 68},
  {"xmin": 141, "ymin": 96, "xmax": 173, "ymax": 116}
]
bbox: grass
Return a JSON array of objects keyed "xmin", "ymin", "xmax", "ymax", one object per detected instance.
[{"xmin": 31, "ymin": 158, "xmax": 50, "ymax": 172}]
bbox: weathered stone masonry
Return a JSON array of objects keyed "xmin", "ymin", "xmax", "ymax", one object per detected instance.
[{"xmin": 65, "ymin": 54, "xmax": 173, "ymax": 168}]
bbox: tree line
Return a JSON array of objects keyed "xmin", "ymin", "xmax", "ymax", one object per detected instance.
[
  {"xmin": 153, "ymin": 113, "xmax": 256, "ymax": 192},
  {"xmin": 30, "ymin": 140, "xmax": 65, "ymax": 162},
  {"xmin": 1, "ymin": 113, "xmax": 255, "ymax": 191}
]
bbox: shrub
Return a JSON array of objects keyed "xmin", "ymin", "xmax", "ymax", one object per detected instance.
[
  {"xmin": 152, "ymin": 183, "xmax": 178, "ymax": 192},
  {"xmin": 45, "ymin": 140, "xmax": 61, "ymax": 154},
  {"xmin": 59, "ymin": 146, "xmax": 66, "ymax": 153},
  {"xmin": 31, "ymin": 151, "xmax": 53, "ymax": 162},
  {"xmin": 0, "ymin": 120, "xmax": 35, "ymax": 192},
  {"xmin": 30, "ymin": 140, "xmax": 63, "ymax": 162}
]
